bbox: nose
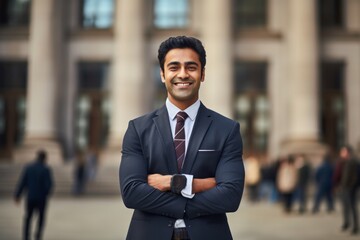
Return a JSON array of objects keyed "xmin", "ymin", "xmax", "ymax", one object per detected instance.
[{"xmin": 177, "ymin": 67, "xmax": 189, "ymax": 79}]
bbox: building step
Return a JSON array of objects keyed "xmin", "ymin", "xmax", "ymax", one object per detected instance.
[{"xmin": 0, "ymin": 161, "xmax": 120, "ymax": 197}]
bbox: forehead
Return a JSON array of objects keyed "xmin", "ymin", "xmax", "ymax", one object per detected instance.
[{"xmin": 164, "ymin": 48, "xmax": 200, "ymax": 64}]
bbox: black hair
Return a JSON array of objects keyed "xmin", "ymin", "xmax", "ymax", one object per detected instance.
[
  {"xmin": 37, "ymin": 150, "xmax": 47, "ymax": 163},
  {"xmin": 157, "ymin": 36, "xmax": 206, "ymax": 73}
]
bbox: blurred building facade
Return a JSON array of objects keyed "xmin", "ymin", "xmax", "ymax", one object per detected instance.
[{"xmin": 0, "ymin": 0, "xmax": 359, "ymax": 163}]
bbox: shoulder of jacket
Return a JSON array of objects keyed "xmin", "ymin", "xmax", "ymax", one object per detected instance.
[
  {"xmin": 204, "ymin": 107, "xmax": 238, "ymax": 126},
  {"xmin": 131, "ymin": 108, "xmax": 161, "ymax": 123}
]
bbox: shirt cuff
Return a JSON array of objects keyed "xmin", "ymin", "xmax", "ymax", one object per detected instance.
[{"xmin": 181, "ymin": 174, "xmax": 195, "ymax": 199}]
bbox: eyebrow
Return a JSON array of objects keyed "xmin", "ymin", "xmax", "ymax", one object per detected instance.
[{"xmin": 166, "ymin": 61, "xmax": 199, "ymax": 67}]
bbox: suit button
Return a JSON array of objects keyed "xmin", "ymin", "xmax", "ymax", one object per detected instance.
[{"xmin": 168, "ymin": 221, "xmax": 173, "ymax": 227}]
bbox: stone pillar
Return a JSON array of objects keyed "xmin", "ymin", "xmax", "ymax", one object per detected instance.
[
  {"xmin": 201, "ymin": 0, "xmax": 233, "ymax": 118},
  {"xmin": 14, "ymin": 0, "xmax": 62, "ymax": 165},
  {"xmin": 282, "ymin": 0, "xmax": 326, "ymax": 157},
  {"xmin": 106, "ymin": 0, "xmax": 145, "ymax": 159}
]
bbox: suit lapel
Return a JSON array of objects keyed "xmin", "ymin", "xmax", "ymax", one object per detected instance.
[
  {"xmin": 182, "ymin": 103, "xmax": 212, "ymax": 173},
  {"xmin": 153, "ymin": 106, "xmax": 178, "ymax": 173}
]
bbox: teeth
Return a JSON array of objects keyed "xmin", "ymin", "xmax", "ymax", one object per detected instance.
[{"xmin": 176, "ymin": 83, "xmax": 190, "ymax": 86}]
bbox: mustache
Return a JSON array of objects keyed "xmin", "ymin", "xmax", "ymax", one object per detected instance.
[{"xmin": 170, "ymin": 78, "xmax": 195, "ymax": 84}]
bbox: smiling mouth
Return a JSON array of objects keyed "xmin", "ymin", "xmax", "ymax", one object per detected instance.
[{"xmin": 174, "ymin": 82, "xmax": 192, "ymax": 87}]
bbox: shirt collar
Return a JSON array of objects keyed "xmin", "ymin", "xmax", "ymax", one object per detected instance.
[{"xmin": 166, "ymin": 98, "xmax": 200, "ymax": 121}]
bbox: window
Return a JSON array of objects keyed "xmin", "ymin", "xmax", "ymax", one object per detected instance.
[
  {"xmin": 78, "ymin": 62, "xmax": 109, "ymax": 90},
  {"xmin": 320, "ymin": 61, "xmax": 346, "ymax": 152},
  {"xmin": 80, "ymin": 0, "xmax": 114, "ymax": 29},
  {"xmin": 76, "ymin": 62, "xmax": 110, "ymax": 153},
  {"xmin": 0, "ymin": 0, "xmax": 31, "ymax": 27},
  {"xmin": 318, "ymin": 0, "xmax": 343, "ymax": 29},
  {"xmin": 0, "ymin": 61, "xmax": 27, "ymax": 89},
  {"xmin": 0, "ymin": 61, "xmax": 27, "ymax": 158},
  {"xmin": 234, "ymin": 61, "xmax": 268, "ymax": 156},
  {"xmin": 233, "ymin": 0, "xmax": 267, "ymax": 29},
  {"xmin": 153, "ymin": 0, "xmax": 189, "ymax": 29}
]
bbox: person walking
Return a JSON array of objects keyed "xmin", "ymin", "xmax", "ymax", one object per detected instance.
[
  {"xmin": 312, "ymin": 154, "xmax": 334, "ymax": 214},
  {"xmin": 73, "ymin": 151, "xmax": 87, "ymax": 195},
  {"xmin": 119, "ymin": 36, "xmax": 245, "ymax": 240},
  {"xmin": 335, "ymin": 145, "xmax": 359, "ymax": 235},
  {"xmin": 245, "ymin": 156, "xmax": 261, "ymax": 202},
  {"xmin": 295, "ymin": 154, "xmax": 311, "ymax": 214},
  {"xmin": 14, "ymin": 150, "xmax": 54, "ymax": 240},
  {"xmin": 277, "ymin": 155, "xmax": 298, "ymax": 213}
]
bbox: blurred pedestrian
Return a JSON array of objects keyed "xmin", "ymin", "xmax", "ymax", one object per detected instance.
[
  {"xmin": 14, "ymin": 150, "xmax": 54, "ymax": 240},
  {"xmin": 259, "ymin": 162, "xmax": 272, "ymax": 202},
  {"xmin": 245, "ymin": 156, "xmax": 261, "ymax": 202},
  {"xmin": 259, "ymin": 160, "xmax": 279, "ymax": 203},
  {"xmin": 277, "ymin": 155, "xmax": 298, "ymax": 213},
  {"xmin": 269, "ymin": 159, "xmax": 281, "ymax": 203},
  {"xmin": 312, "ymin": 154, "xmax": 334, "ymax": 214},
  {"xmin": 73, "ymin": 151, "xmax": 87, "ymax": 195},
  {"xmin": 295, "ymin": 154, "xmax": 311, "ymax": 214},
  {"xmin": 335, "ymin": 145, "xmax": 359, "ymax": 235},
  {"xmin": 85, "ymin": 150, "xmax": 98, "ymax": 181}
]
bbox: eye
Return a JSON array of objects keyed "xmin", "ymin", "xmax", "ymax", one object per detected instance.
[
  {"xmin": 168, "ymin": 66, "xmax": 179, "ymax": 71},
  {"xmin": 187, "ymin": 66, "xmax": 197, "ymax": 71}
]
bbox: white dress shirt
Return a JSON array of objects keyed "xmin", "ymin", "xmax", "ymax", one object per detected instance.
[{"xmin": 165, "ymin": 98, "xmax": 200, "ymax": 228}]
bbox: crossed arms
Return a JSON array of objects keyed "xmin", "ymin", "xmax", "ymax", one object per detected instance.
[
  {"xmin": 120, "ymin": 120, "xmax": 244, "ymax": 219},
  {"xmin": 147, "ymin": 174, "xmax": 216, "ymax": 193}
]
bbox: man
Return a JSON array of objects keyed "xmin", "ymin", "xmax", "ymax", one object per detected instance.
[
  {"xmin": 336, "ymin": 145, "xmax": 359, "ymax": 235},
  {"xmin": 312, "ymin": 154, "xmax": 334, "ymax": 214},
  {"xmin": 119, "ymin": 36, "xmax": 245, "ymax": 240},
  {"xmin": 14, "ymin": 150, "xmax": 54, "ymax": 240},
  {"xmin": 295, "ymin": 154, "xmax": 311, "ymax": 214}
]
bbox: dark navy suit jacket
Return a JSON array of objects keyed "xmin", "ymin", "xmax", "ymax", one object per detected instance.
[
  {"xmin": 120, "ymin": 103, "xmax": 245, "ymax": 240},
  {"xmin": 15, "ymin": 160, "xmax": 53, "ymax": 202}
]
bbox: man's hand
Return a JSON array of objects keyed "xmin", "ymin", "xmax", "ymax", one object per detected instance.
[
  {"xmin": 148, "ymin": 174, "xmax": 171, "ymax": 192},
  {"xmin": 148, "ymin": 174, "xmax": 216, "ymax": 194}
]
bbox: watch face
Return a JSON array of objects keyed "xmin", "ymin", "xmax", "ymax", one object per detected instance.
[{"xmin": 172, "ymin": 175, "xmax": 187, "ymax": 194}]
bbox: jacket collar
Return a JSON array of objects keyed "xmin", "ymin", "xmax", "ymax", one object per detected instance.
[{"xmin": 153, "ymin": 103, "xmax": 213, "ymax": 174}]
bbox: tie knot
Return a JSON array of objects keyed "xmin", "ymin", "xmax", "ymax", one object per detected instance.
[{"xmin": 176, "ymin": 111, "xmax": 188, "ymax": 122}]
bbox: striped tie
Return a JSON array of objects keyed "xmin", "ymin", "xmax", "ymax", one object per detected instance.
[{"xmin": 174, "ymin": 111, "xmax": 188, "ymax": 172}]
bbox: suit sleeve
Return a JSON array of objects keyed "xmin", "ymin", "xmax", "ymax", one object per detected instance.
[
  {"xmin": 120, "ymin": 120, "xmax": 187, "ymax": 219},
  {"xmin": 185, "ymin": 122, "xmax": 245, "ymax": 219}
]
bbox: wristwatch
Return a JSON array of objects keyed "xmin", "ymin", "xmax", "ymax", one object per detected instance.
[{"xmin": 170, "ymin": 174, "xmax": 187, "ymax": 194}]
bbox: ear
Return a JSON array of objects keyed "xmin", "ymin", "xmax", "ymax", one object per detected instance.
[
  {"xmin": 201, "ymin": 68, "xmax": 205, "ymax": 82},
  {"xmin": 160, "ymin": 69, "xmax": 165, "ymax": 83}
]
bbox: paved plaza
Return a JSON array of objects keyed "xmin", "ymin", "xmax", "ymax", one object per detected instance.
[{"xmin": 0, "ymin": 196, "xmax": 358, "ymax": 240}]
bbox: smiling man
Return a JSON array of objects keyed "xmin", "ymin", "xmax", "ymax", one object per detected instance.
[{"xmin": 120, "ymin": 36, "xmax": 245, "ymax": 240}]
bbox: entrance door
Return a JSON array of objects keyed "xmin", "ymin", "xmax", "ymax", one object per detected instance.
[
  {"xmin": 234, "ymin": 61, "xmax": 269, "ymax": 158},
  {"xmin": 0, "ymin": 61, "xmax": 27, "ymax": 160},
  {"xmin": 75, "ymin": 62, "xmax": 110, "ymax": 154},
  {"xmin": 320, "ymin": 61, "xmax": 346, "ymax": 153}
]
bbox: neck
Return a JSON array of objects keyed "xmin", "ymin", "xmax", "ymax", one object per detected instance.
[{"xmin": 168, "ymin": 97, "xmax": 198, "ymax": 110}]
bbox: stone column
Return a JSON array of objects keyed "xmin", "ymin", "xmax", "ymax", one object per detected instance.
[
  {"xmin": 14, "ymin": 0, "xmax": 62, "ymax": 164},
  {"xmin": 107, "ymin": 0, "xmax": 145, "ymax": 156},
  {"xmin": 201, "ymin": 0, "xmax": 233, "ymax": 118},
  {"xmin": 282, "ymin": 0, "xmax": 326, "ymax": 157}
]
